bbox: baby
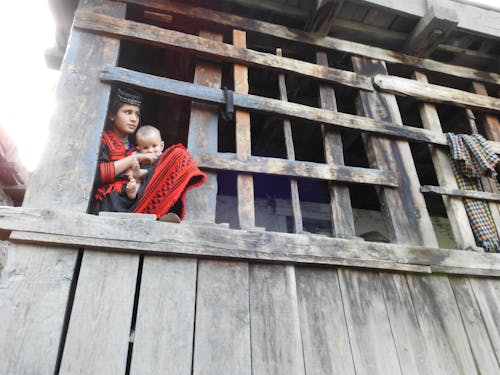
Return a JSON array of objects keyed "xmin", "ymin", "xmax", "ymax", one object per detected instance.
[{"xmin": 126, "ymin": 125, "xmax": 164, "ymax": 199}]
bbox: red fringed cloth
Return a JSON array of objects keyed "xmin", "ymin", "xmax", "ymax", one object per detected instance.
[
  {"xmin": 95, "ymin": 130, "xmax": 136, "ymax": 201},
  {"xmin": 133, "ymin": 144, "xmax": 206, "ymax": 220}
]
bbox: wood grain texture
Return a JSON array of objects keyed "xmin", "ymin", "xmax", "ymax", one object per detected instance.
[
  {"xmin": 407, "ymin": 274, "xmax": 478, "ymax": 374},
  {"xmin": 415, "ymin": 71, "xmax": 476, "ymax": 249},
  {"xmin": 0, "ymin": 1, "xmax": 126, "ymax": 374},
  {"xmin": 75, "ymin": 11, "xmax": 372, "ymax": 91},
  {"xmin": 338, "ymin": 269, "xmax": 401, "ymax": 374},
  {"xmin": 115, "ymin": 0, "xmax": 500, "ymax": 86},
  {"xmin": 250, "ymin": 264, "xmax": 305, "ymax": 375},
  {"xmin": 449, "ymin": 276, "xmax": 500, "ymax": 374},
  {"xmin": 129, "ymin": 257, "xmax": 197, "ymax": 375},
  {"xmin": 374, "ymin": 74, "xmax": 500, "ymax": 114},
  {"xmin": 184, "ymin": 31, "xmax": 222, "ymax": 223},
  {"xmin": 295, "ymin": 267, "xmax": 356, "ymax": 375},
  {"xmin": 421, "ymin": 185, "xmax": 500, "ymax": 203},
  {"xmin": 353, "ymin": 57, "xmax": 438, "ymax": 247},
  {"xmin": 234, "ymin": 30, "xmax": 255, "ymax": 229},
  {"xmin": 4, "ymin": 207, "xmax": 500, "ymax": 276},
  {"xmin": 59, "ymin": 251, "xmax": 138, "ymax": 375},
  {"xmin": 193, "ymin": 261, "xmax": 251, "ymax": 375},
  {"xmin": 317, "ymin": 52, "xmax": 356, "ymax": 237},
  {"xmin": 472, "ymin": 82, "xmax": 500, "ymax": 142}
]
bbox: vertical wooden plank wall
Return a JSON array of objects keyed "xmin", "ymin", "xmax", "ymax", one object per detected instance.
[
  {"xmin": 0, "ymin": 1, "xmax": 125, "ymax": 374},
  {"xmin": 186, "ymin": 30, "xmax": 252, "ymax": 375}
]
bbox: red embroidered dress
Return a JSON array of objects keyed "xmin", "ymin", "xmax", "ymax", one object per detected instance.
[{"xmin": 91, "ymin": 130, "xmax": 206, "ymax": 220}]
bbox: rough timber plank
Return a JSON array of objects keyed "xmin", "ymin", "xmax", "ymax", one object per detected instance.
[
  {"xmin": 421, "ymin": 185, "xmax": 500, "ymax": 203},
  {"xmin": 305, "ymin": 0, "xmax": 345, "ymax": 35},
  {"xmin": 338, "ymin": 270, "xmax": 401, "ymax": 375},
  {"xmin": 468, "ymin": 277, "xmax": 500, "ymax": 360},
  {"xmin": 129, "ymin": 257, "xmax": 196, "ymax": 375},
  {"xmin": 0, "ymin": 1, "xmax": 125, "ymax": 374},
  {"xmin": 75, "ymin": 11, "xmax": 372, "ymax": 91},
  {"xmin": 449, "ymin": 276, "xmax": 500, "ymax": 374},
  {"xmin": 295, "ymin": 267, "xmax": 356, "ymax": 375},
  {"xmin": 250, "ymin": 264, "xmax": 305, "ymax": 375},
  {"xmin": 353, "ymin": 57, "xmax": 438, "ymax": 247},
  {"xmin": 184, "ymin": 31, "xmax": 222, "ymax": 223},
  {"xmin": 406, "ymin": 275, "xmax": 477, "ymax": 374},
  {"xmin": 115, "ymin": 0, "xmax": 500, "ymax": 86},
  {"xmin": 317, "ymin": 52, "xmax": 356, "ymax": 237},
  {"xmin": 193, "ymin": 261, "xmax": 251, "ymax": 375},
  {"xmin": 102, "ymin": 66, "xmax": 482, "ymax": 149},
  {"xmin": 374, "ymin": 74, "xmax": 500, "ymax": 114},
  {"xmin": 472, "ymin": 82, "xmax": 500, "ymax": 142},
  {"xmin": 234, "ymin": 30, "xmax": 255, "ymax": 229},
  {"xmin": 403, "ymin": 4, "xmax": 458, "ymax": 58},
  {"xmin": 58, "ymin": 251, "xmax": 138, "ymax": 375},
  {"xmin": 277, "ymin": 48, "xmax": 303, "ymax": 233},
  {"xmin": 415, "ymin": 71, "xmax": 476, "ymax": 249},
  {"xmin": 378, "ymin": 273, "xmax": 432, "ymax": 374}
]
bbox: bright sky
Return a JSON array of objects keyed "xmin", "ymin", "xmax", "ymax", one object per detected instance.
[
  {"xmin": 0, "ymin": 0, "xmax": 498, "ymax": 172},
  {"xmin": 0, "ymin": 2, "xmax": 58, "ymax": 171}
]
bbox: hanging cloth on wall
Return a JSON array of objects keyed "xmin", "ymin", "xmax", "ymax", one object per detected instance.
[{"xmin": 447, "ymin": 133, "xmax": 500, "ymax": 252}]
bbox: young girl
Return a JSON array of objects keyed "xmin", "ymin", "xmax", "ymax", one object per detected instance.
[{"xmin": 89, "ymin": 87, "xmax": 206, "ymax": 221}]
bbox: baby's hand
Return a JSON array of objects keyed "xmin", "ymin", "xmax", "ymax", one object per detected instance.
[{"xmin": 138, "ymin": 152, "xmax": 157, "ymax": 165}]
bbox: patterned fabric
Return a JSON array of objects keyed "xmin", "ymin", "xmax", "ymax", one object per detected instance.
[
  {"xmin": 133, "ymin": 144, "xmax": 206, "ymax": 220},
  {"xmin": 95, "ymin": 130, "xmax": 136, "ymax": 200},
  {"xmin": 447, "ymin": 133, "xmax": 500, "ymax": 252}
]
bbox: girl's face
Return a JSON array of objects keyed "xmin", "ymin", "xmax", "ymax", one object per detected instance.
[{"xmin": 110, "ymin": 104, "xmax": 141, "ymax": 138}]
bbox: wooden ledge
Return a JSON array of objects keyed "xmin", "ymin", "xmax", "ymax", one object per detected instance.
[{"xmin": 0, "ymin": 206, "xmax": 499, "ymax": 277}]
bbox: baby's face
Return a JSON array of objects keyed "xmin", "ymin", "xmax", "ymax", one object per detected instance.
[{"xmin": 136, "ymin": 133, "xmax": 164, "ymax": 156}]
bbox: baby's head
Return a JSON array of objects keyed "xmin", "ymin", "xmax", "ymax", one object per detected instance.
[{"xmin": 136, "ymin": 125, "xmax": 164, "ymax": 156}]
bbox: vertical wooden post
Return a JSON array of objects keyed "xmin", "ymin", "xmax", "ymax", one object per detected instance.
[
  {"xmin": 234, "ymin": 30, "xmax": 255, "ymax": 229},
  {"xmin": 276, "ymin": 48, "xmax": 303, "ymax": 233},
  {"xmin": 316, "ymin": 51, "xmax": 356, "ymax": 238},
  {"xmin": 0, "ymin": 1, "xmax": 126, "ymax": 374},
  {"xmin": 352, "ymin": 57, "xmax": 438, "ymax": 247},
  {"xmin": 414, "ymin": 70, "xmax": 476, "ymax": 249}
]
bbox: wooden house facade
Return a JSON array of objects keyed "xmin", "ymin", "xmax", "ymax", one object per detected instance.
[{"xmin": 1, "ymin": 0, "xmax": 500, "ymax": 373}]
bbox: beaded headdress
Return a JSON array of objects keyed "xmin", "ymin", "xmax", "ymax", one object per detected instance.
[{"xmin": 115, "ymin": 87, "xmax": 143, "ymax": 107}]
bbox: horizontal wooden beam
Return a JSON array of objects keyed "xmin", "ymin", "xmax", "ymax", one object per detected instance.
[
  {"xmin": 101, "ymin": 67, "xmax": 500, "ymax": 154},
  {"xmin": 374, "ymin": 74, "xmax": 500, "ymax": 114},
  {"xmin": 74, "ymin": 10, "xmax": 373, "ymax": 91},
  {"xmin": 113, "ymin": 0, "xmax": 500, "ymax": 86},
  {"xmin": 421, "ymin": 185, "xmax": 500, "ymax": 203},
  {"xmin": 1, "ymin": 207, "xmax": 500, "ymax": 276},
  {"xmin": 192, "ymin": 152, "xmax": 398, "ymax": 187}
]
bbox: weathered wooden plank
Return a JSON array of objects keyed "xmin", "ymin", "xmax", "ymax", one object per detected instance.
[
  {"xmin": 75, "ymin": 11, "xmax": 373, "ymax": 91},
  {"xmin": 277, "ymin": 48, "xmax": 303, "ymax": 233},
  {"xmin": 449, "ymin": 276, "xmax": 500, "ymax": 374},
  {"xmin": 129, "ymin": 257, "xmax": 196, "ymax": 375},
  {"xmin": 0, "ymin": 1, "xmax": 126, "ymax": 374},
  {"xmin": 184, "ymin": 31, "xmax": 222, "ymax": 223},
  {"xmin": 305, "ymin": 0, "xmax": 345, "ymax": 35},
  {"xmin": 192, "ymin": 152, "xmax": 398, "ymax": 187},
  {"xmin": 374, "ymin": 74, "xmax": 500, "ymax": 114},
  {"xmin": 58, "ymin": 251, "xmax": 138, "ymax": 375},
  {"xmin": 472, "ymin": 82, "xmax": 500, "ymax": 142},
  {"xmin": 403, "ymin": 4, "xmax": 458, "ymax": 57},
  {"xmin": 378, "ymin": 273, "xmax": 433, "ymax": 374},
  {"xmin": 406, "ymin": 275, "xmax": 478, "ymax": 374},
  {"xmin": 114, "ymin": 0, "xmax": 500, "ymax": 86},
  {"xmin": 250, "ymin": 264, "xmax": 305, "ymax": 375},
  {"xmin": 353, "ymin": 57, "xmax": 438, "ymax": 247},
  {"xmin": 100, "ymin": 66, "xmax": 500, "ymax": 151},
  {"xmin": 338, "ymin": 270, "xmax": 401, "ymax": 374},
  {"xmin": 317, "ymin": 52, "xmax": 356, "ymax": 237},
  {"xmin": 469, "ymin": 277, "xmax": 500, "ymax": 360},
  {"xmin": 415, "ymin": 71, "xmax": 476, "ymax": 250},
  {"xmin": 295, "ymin": 267, "xmax": 356, "ymax": 375},
  {"xmin": 234, "ymin": 30, "xmax": 255, "ymax": 229},
  {"xmin": 193, "ymin": 261, "xmax": 251, "ymax": 375},
  {"xmin": 5, "ymin": 207, "xmax": 500, "ymax": 275},
  {"xmin": 421, "ymin": 185, "xmax": 500, "ymax": 203}
]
